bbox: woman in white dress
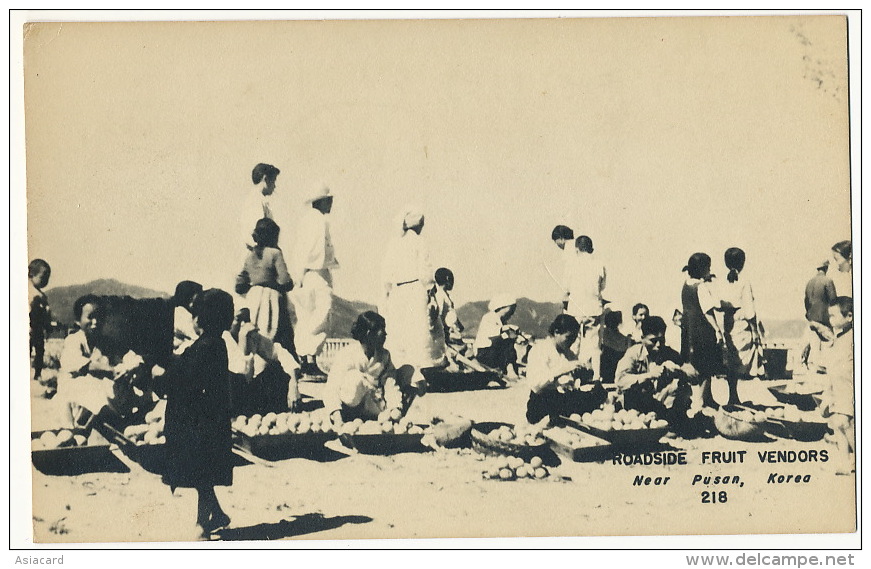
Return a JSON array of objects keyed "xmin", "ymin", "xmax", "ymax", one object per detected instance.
[
  {"xmin": 717, "ymin": 247, "xmax": 765, "ymax": 406},
  {"xmin": 380, "ymin": 208, "xmax": 446, "ymax": 388},
  {"xmin": 829, "ymin": 240, "xmax": 852, "ymax": 299}
]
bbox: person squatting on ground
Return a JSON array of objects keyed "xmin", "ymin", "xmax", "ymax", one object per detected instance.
[
  {"xmin": 525, "ymin": 314, "xmax": 606, "ymax": 426},
  {"xmin": 292, "ymin": 185, "xmax": 338, "ymax": 378},
  {"xmin": 29, "ymin": 258, "xmax": 52, "ymax": 386},
  {"xmin": 615, "ymin": 315, "xmax": 696, "ymax": 433},
  {"xmin": 154, "ymin": 288, "xmax": 236, "ymax": 540},
  {"xmin": 324, "ymin": 311, "xmax": 416, "ymax": 425},
  {"xmin": 473, "ymin": 294, "xmax": 524, "ymax": 380},
  {"xmin": 564, "ymin": 235, "xmax": 607, "ymax": 381}
]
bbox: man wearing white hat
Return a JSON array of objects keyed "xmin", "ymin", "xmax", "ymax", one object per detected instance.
[
  {"xmin": 291, "ymin": 185, "xmax": 338, "ymax": 378},
  {"xmin": 473, "ymin": 294, "xmax": 521, "ymax": 379}
]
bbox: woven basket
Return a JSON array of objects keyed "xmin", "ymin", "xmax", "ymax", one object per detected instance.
[
  {"xmin": 470, "ymin": 421, "xmax": 549, "ymax": 461},
  {"xmin": 713, "ymin": 406, "xmax": 766, "ymax": 441}
]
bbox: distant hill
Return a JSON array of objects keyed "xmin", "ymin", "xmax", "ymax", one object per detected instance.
[
  {"xmin": 457, "ymin": 297, "xmax": 563, "ymax": 340},
  {"xmin": 45, "ymin": 279, "xmax": 171, "ymax": 327},
  {"xmin": 44, "ymin": 278, "xmax": 377, "ymax": 337}
]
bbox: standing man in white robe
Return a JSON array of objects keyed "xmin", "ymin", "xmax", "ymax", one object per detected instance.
[
  {"xmin": 240, "ymin": 163, "xmax": 284, "ymax": 255},
  {"xmin": 564, "ymin": 235, "xmax": 607, "ymax": 382},
  {"xmin": 291, "ymin": 185, "xmax": 338, "ymax": 379}
]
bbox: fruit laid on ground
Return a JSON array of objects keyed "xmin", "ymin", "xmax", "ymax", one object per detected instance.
[
  {"xmin": 123, "ymin": 422, "xmax": 165, "ymax": 445},
  {"xmin": 481, "ymin": 455, "xmax": 551, "ymax": 481},
  {"xmin": 234, "ymin": 411, "xmax": 335, "ymax": 437}
]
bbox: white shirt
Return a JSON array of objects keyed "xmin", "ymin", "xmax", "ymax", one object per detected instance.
[
  {"xmin": 565, "ymin": 252, "xmax": 606, "ymax": 318},
  {"xmin": 381, "ymin": 231, "xmax": 434, "ymax": 288},
  {"xmin": 473, "ymin": 311, "xmax": 504, "ymax": 352},
  {"xmin": 526, "ymin": 337, "xmax": 579, "ymax": 394},
  {"xmin": 324, "ymin": 342, "xmax": 403, "ymax": 417},
  {"xmin": 240, "ymin": 190, "xmax": 283, "ymax": 249},
  {"xmin": 830, "ymin": 268, "xmax": 853, "ymax": 298},
  {"xmin": 292, "ymin": 208, "xmax": 338, "ymax": 280}
]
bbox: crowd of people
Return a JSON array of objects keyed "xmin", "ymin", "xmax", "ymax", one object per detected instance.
[{"xmin": 27, "ymin": 163, "xmax": 855, "ymax": 538}]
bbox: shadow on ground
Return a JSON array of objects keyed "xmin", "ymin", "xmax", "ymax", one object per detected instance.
[{"xmin": 218, "ymin": 512, "xmax": 373, "ymax": 541}]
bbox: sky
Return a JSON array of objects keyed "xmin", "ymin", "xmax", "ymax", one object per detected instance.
[{"xmin": 21, "ymin": 15, "xmax": 852, "ymax": 324}]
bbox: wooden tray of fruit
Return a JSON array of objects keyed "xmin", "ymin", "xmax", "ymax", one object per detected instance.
[
  {"xmin": 31, "ymin": 428, "xmax": 125, "ymax": 475},
  {"xmin": 542, "ymin": 426, "xmax": 614, "ymax": 462},
  {"xmin": 470, "ymin": 422, "xmax": 550, "ymax": 461},
  {"xmin": 231, "ymin": 412, "xmax": 337, "ymax": 458},
  {"xmin": 337, "ymin": 416, "xmax": 428, "ymax": 455},
  {"xmin": 559, "ymin": 407, "xmax": 669, "ymax": 447},
  {"xmin": 96, "ymin": 412, "xmax": 168, "ymax": 474}
]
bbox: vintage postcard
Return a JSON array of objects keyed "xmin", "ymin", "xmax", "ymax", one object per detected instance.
[{"xmin": 11, "ymin": 11, "xmax": 859, "ymax": 551}]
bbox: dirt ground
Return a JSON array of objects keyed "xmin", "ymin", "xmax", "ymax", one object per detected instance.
[{"xmin": 28, "ymin": 377, "xmax": 856, "ymax": 544}]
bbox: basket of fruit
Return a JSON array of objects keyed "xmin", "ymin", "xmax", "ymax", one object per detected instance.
[
  {"xmin": 761, "ymin": 405, "xmax": 829, "ymax": 441},
  {"xmin": 768, "ymin": 380, "xmax": 825, "ymax": 411},
  {"xmin": 470, "ymin": 422, "xmax": 550, "ymax": 462},
  {"xmin": 560, "ymin": 406, "xmax": 670, "ymax": 447},
  {"xmin": 231, "ymin": 411, "xmax": 337, "ymax": 459},
  {"xmin": 337, "ymin": 412, "xmax": 428, "ymax": 455},
  {"xmin": 481, "ymin": 454, "xmax": 553, "ymax": 481},
  {"xmin": 542, "ymin": 426, "xmax": 613, "ymax": 462},
  {"xmin": 713, "ymin": 405, "xmax": 767, "ymax": 441},
  {"xmin": 31, "ymin": 428, "xmax": 125, "ymax": 476}
]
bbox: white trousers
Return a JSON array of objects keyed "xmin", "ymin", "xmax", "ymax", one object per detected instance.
[{"xmin": 293, "ymin": 269, "xmax": 333, "ymax": 357}]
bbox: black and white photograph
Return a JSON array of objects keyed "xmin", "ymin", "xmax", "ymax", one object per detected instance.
[{"xmin": 10, "ymin": 10, "xmax": 859, "ymax": 552}]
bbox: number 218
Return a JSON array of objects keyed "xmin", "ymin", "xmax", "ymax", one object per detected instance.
[{"xmin": 701, "ymin": 491, "xmax": 728, "ymax": 503}]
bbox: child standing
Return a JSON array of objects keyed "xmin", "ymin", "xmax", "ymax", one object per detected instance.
[
  {"xmin": 157, "ymin": 289, "xmax": 235, "ymax": 539},
  {"xmin": 818, "ymin": 297, "xmax": 854, "ymax": 475},
  {"xmin": 28, "ymin": 259, "xmax": 52, "ymax": 385},
  {"xmin": 434, "ymin": 268, "xmax": 464, "ymax": 347}
]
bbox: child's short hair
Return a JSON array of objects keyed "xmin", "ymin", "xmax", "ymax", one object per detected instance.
[
  {"xmin": 575, "ymin": 235, "xmax": 594, "ymax": 253},
  {"xmin": 28, "ymin": 258, "xmax": 51, "ymax": 279},
  {"xmin": 173, "ymin": 280, "xmax": 203, "ymax": 308},
  {"xmin": 251, "ymin": 163, "xmax": 281, "ymax": 185},
  {"xmin": 434, "ymin": 268, "xmax": 454, "ymax": 287},
  {"xmin": 351, "ymin": 311, "xmax": 387, "ymax": 343},
  {"xmin": 641, "ymin": 316, "xmax": 668, "ymax": 337},
  {"xmin": 252, "ymin": 217, "xmax": 281, "ymax": 248},
  {"xmin": 193, "ymin": 289, "xmax": 235, "ymax": 335},
  {"xmin": 830, "ymin": 296, "xmax": 853, "ymax": 317},
  {"xmin": 73, "ymin": 294, "xmax": 101, "ymax": 320},
  {"xmin": 549, "ymin": 314, "xmax": 581, "ymax": 336},
  {"xmin": 551, "ymin": 225, "xmax": 574, "ymax": 241},
  {"xmin": 632, "ymin": 303, "xmax": 649, "ymax": 316}
]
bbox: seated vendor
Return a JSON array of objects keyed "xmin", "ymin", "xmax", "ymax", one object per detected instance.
[
  {"xmin": 525, "ymin": 314, "xmax": 606, "ymax": 426},
  {"xmin": 473, "ymin": 294, "xmax": 522, "ymax": 378},
  {"xmin": 614, "ymin": 315, "xmax": 694, "ymax": 428},
  {"xmin": 325, "ymin": 311, "xmax": 414, "ymax": 426},
  {"xmin": 59, "ymin": 295, "xmax": 147, "ymax": 426}
]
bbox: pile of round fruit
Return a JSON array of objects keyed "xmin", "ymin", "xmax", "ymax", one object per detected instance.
[
  {"xmin": 480, "ymin": 424, "xmax": 546, "ymax": 446},
  {"xmin": 232, "ymin": 411, "xmax": 334, "ymax": 437},
  {"xmin": 571, "ymin": 406, "xmax": 669, "ymax": 431},
  {"xmin": 481, "ymin": 455, "xmax": 551, "ymax": 481},
  {"xmin": 763, "ymin": 405, "xmax": 822, "ymax": 423},
  {"xmin": 32, "ymin": 429, "xmax": 89, "ymax": 450},
  {"xmin": 123, "ymin": 408, "xmax": 165, "ymax": 445},
  {"xmin": 338, "ymin": 416, "xmax": 425, "ymax": 436}
]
